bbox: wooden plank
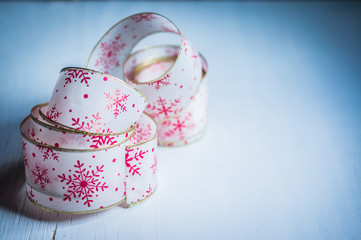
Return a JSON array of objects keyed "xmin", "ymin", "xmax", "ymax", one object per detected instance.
[{"xmin": 1, "ymin": 1, "xmax": 361, "ymax": 239}]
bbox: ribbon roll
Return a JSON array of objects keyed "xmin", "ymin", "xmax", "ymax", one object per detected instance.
[
  {"xmin": 87, "ymin": 13, "xmax": 205, "ymax": 146},
  {"xmin": 123, "ymin": 45, "xmax": 208, "ymax": 146},
  {"xmin": 21, "ymin": 67, "xmax": 157, "ymax": 213},
  {"xmin": 20, "ymin": 12, "xmax": 207, "ymax": 213}
]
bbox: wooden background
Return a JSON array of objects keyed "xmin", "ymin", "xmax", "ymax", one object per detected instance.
[{"xmin": 0, "ymin": 1, "xmax": 361, "ymax": 239}]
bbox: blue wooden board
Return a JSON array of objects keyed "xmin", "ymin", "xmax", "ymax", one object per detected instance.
[{"xmin": 0, "ymin": 1, "xmax": 361, "ymax": 239}]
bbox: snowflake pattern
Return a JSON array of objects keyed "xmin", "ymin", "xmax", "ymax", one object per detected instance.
[
  {"xmin": 58, "ymin": 160, "xmax": 108, "ymax": 207},
  {"xmin": 35, "ymin": 145, "xmax": 58, "ymax": 162},
  {"xmin": 173, "ymin": 119, "xmax": 187, "ymax": 133},
  {"xmin": 22, "ymin": 140, "xmax": 29, "ymax": 168},
  {"xmin": 181, "ymin": 34, "xmax": 193, "ymax": 58},
  {"xmin": 122, "ymin": 182, "xmax": 126, "ymax": 198},
  {"xmin": 130, "ymin": 184, "xmax": 153, "ymax": 204},
  {"xmin": 150, "ymin": 156, "xmax": 157, "ymax": 175},
  {"xmin": 159, "ymin": 113, "xmax": 195, "ymax": 140},
  {"xmin": 142, "ymin": 184, "xmax": 153, "ymax": 198},
  {"xmin": 28, "ymin": 187, "xmax": 35, "ymax": 202},
  {"xmin": 129, "ymin": 129, "xmax": 138, "ymax": 144},
  {"xmin": 36, "ymin": 145, "xmax": 60, "ymax": 162},
  {"xmin": 64, "ymin": 69, "xmax": 91, "ymax": 87},
  {"xmin": 46, "ymin": 104, "xmax": 62, "ymax": 121},
  {"xmin": 125, "ymin": 148, "xmax": 147, "ymax": 176},
  {"xmin": 94, "ymin": 34, "xmax": 126, "ymax": 73},
  {"xmin": 27, "ymin": 125, "xmax": 59, "ymax": 162},
  {"xmin": 89, "ymin": 129, "xmax": 117, "ymax": 149},
  {"xmin": 131, "ymin": 13, "xmax": 156, "ymax": 23},
  {"xmin": 148, "ymin": 73, "xmax": 171, "ymax": 91},
  {"xmin": 146, "ymin": 96, "xmax": 182, "ymax": 119},
  {"xmin": 105, "ymin": 88, "xmax": 129, "ymax": 119},
  {"xmin": 31, "ymin": 164, "xmax": 51, "ymax": 190},
  {"xmin": 136, "ymin": 122, "xmax": 153, "ymax": 142},
  {"xmin": 190, "ymin": 45, "xmax": 200, "ymax": 69},
  {"xmin": 30, "ymin": 128, "xmax": 36, "ymax": 140},
  {"xmin": 191, "ymin": 53, "xmax": 200, "ymax": 69},
  {"xmin": 71, "ymin": 112, "xmax": 103, "ymax": 133}
]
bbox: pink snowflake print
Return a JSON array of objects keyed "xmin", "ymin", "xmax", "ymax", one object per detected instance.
[
  {"xmin": 146, "ymin": 96, "xmax": 182, "ymax": 119},
  {"xmin": 129, "ymin": 129, "xmax": 138, "ymax": 144},
  {"xmin": 190, "ymin": 45, "xmax": 200, "ymax": 69},
  {"xmin": 32, "ymin": 164, "xmax": 52, "ymax": 190},
  {"xmin": 122, "ymin": 181, "xmax": 126, "ymax": 198},
  {"xmin": 173, "ymin": 119, "xmax": 187, "ymax": 133},
  {"xmin": 72, "ymin": 112, "xmax": 104, "ymax": 133},
  {"xmin": 150, "ymin": 156, "xmax": 157, "ymax": 175},
  {"xmin": 36, "ymin": 144, "xmax": 60, "ymax": 162},
  {"xmin": 71, "ymin": 118, "xmax": 87, "ymax": 131},
  {"xmin": 142, "ymin": 184, "xmax": 153, "ymax": 198},
  {"xmin": 64, "ymin": 69, "xmax": 91, "ymax": 87},
  {"xmin": 191, "ymin": 53, "xmax": 200, "ymax": 69},
  {"xmin": 136, "ymin": 122, "xmax": 153, "ymax": 142},
  {"xmin": 125, "ymin": 148, "xmax": 147, "ymax": 176},
  {"xmin": 94, "ymin": 34, "xmax": 126, "ymax": 73},
  {"xmin": 148, "ymin": 73, "xmax": 171, "ymax": 91},
  {"xmin": 30, "ymin": 128, "xmax": 36, "ymax": 140},
  {"xmin": 131, "ymin": 13, "xmax": 156, "ymax": 23},
  {"xmin": 28, "ymin": 187, "xmax": 35, "ymax": 202},
  {"xmin": 37, "ymin": 144, "xmax": 44, "ymax": 152},
  {"xmin": 131, "ymin": 184, "xmax": 153, "ymax": 204},
  {"xmin": 165, "ymin": 113, "xmax": 195, "ymax": 139},
  {"xmin": 46, "ymin": 104, "xmax": 62, "ymax": 121},
  {"xmin": 89, "ymin": 129, "xmax": 117, "ymax": 149},
  {"xmin": 22, "ymin": 140, "xmax": 29, "ymax": 167},
  {"xmin": 181, "ymin": 34, "xmax": 189, "ymax": 56},
  {"xmin": 105, "ymin": 88, "xmax": 129, "ymax": 119},
  {"xmin": 42, "ymin": 148, "xmax": 59, "ymax": 162},
  {"xmin": 160, "ymin": 120, "xmax": 176, "ymax": 138},
  {"xmin": 160, "ymin": 113, "xmax": 195, "ymax": 140},
  {"xmin": 58, "ymin": 160, "xmax": 108, "ymax": 207},
  {"xmin": 147, "ymin": 184, "xmax": 152, "ymax": 195}
]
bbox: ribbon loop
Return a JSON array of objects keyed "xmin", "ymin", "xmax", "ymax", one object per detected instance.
[
  {"xmin": 87, "ymin": 13, "xmax": 202, "ymax": 121},
  {"xmin": 124, "ymin": 45, "xmax": 208, "ymax": 146},
  {"xmin": 47, "ymin": 67, "xmax": 148, "ymax": 134},
  {"xmin": 20, "ymin": 12, "xmax": 208, "ymax": 213}
]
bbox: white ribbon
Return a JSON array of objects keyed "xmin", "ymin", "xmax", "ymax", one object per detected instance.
[{"xmin": 20, "ymin": 12, "xmax": 208, "ymax": 213}]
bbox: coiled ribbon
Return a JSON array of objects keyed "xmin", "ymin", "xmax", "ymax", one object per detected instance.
[{"xmin": 20, "ymin": 12, "xmax": 208, "ymax": 213}]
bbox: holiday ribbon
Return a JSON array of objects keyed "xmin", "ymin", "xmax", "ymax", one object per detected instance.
[
  {"xmin": 123, "ymin": 45, "xmax": 208, "ymax": 146},
  {"xmin": 20, "ymin": 12, "xmax": 207, "ymax": 213},
  {"xmin": 87, "ymin": 12, "xmax": 207, "ymax": 146},
  {"xmin": 21, "ymin": 68, "xmax": 158, "ymax": 213}
]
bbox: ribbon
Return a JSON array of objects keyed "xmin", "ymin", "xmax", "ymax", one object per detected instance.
[
  {"xmin": 86, "ymin": 13, "xmax": 207, "ymax": 146},
  {"xmin": 20, "ymin": 12, "xmax": 208, "ymax": 213},
  {"xmin": 21, "ymin": 68, "xmax": 157, "ymax": 213},
  {"xmin": 123, "ymin": 46, "xmax": 208, "ymax": 146}
]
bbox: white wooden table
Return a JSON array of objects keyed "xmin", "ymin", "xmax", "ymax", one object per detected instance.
[{"xmin": 1, "ymin": 1, "xmax": 361, "ymax": 239}]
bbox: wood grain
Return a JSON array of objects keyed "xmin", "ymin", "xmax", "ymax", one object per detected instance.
[{"xmin": 1, "ymin": 1, "xmax": 361, "ymax": 239}]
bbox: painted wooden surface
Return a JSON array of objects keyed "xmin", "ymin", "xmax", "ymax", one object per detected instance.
[{"xmin": 1, "ymin": 1, "xmax": 361, "ymax": 239}]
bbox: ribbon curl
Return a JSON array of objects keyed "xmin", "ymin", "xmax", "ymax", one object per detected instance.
[{"xmin": 20, "ymin": 12, "xmax": 207, "ymax": 213}]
